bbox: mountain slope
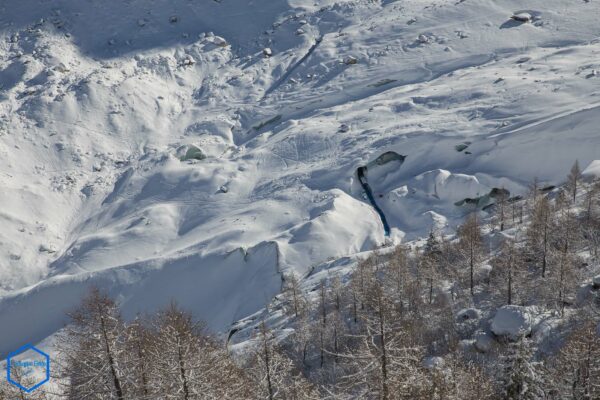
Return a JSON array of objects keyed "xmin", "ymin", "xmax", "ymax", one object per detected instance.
[{"xmin": 0, "ymin": 0, "xmax": 599, "ymax": 357}]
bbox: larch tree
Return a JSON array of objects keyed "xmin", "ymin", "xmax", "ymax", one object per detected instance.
[
  {"xmin": 491, "ymin": 237, "xmax": 522, "ymax": 306},
  {"xmin": 147, "ymin": 302, "xmax": 254, "ymax": 399},
  {"xmin": 500, "ymin": 339, "xmax": 545, "ymax": 400},
  {"xmin": 566, "ymin": 160, "xmax": 583, "ymax": 203},
  {"xmin": 282, "ymin": 273, "xmax": 308, "ymax": 319},
  {"xmin": 339, "ymin": 270, "xmax": 426, "ymax": 399},
  {"xmin": 57, "ymin": 287, "xmax": 128, "ymax": 400},
  {"xmin": 527, "ymin": 195, "xmax": 552, "ymax": 277},
  {"xmin": 123, "ymin": 315, "xmax": 155, "ymax": 399},
  {"xmin": 248, "ymin": 321, "xmax": 316, "ymax": 400},
  {"xmin": 550, "ymin": 320, "xmax": 600, "ymax": 399},
  {"xmin": 457, "ymin": 213, "xmax": 483, "ymax": 296},
  {"xmin": 496, "ymin": 187, "xmax": 509, "ymax": 231}
]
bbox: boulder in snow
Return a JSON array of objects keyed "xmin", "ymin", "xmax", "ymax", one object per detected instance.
[
  {"xmin": 417, "ymin": 34, "xmax": 431, "ymax": 44},
  {"xmin": 474, "ymin": 331, "xmax": 494, "ymax": 353},
  {"xmin": 338, "ymin": 124, "xmax": 350, "ymax": 133},
  {"xmin": 343, "ymin": 56, "xmax": 358, "ymax": 65},
  {"xmin": 178, "ymin": 144, "xmax": 206, "ymax": 161},
  {"xmin": 457, "ymin": 308, "xmax": 481, "ymax": 322},
  {"xmin": 39, "ymin": 244, "xmax": 57, "ymax": 253},
  {"xmin": 592, "ymin": 275, "xmax": 600, "ymax": 289},
  {"xmin": 212, "ymin": 36, "xmax": 228, "ymax": 47},
  {"xmin": 179, "ymin": 55, "xmax": 195, "ymax": 67},
  {"xmin": 423, "ymin": 356, "xmax": 445, "ymax": 369},
  {"xmin": 54, "ymin": 63, "xmax": 70, "ymax": 73},
  {"xmin": 511, "ymin": 12, "xmax": 532, "ymax": 23},
  {"xmin": 491, "ymin": 305, "xmax": 532, "ymax": 340}
]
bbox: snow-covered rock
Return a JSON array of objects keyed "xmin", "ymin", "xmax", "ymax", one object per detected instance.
[
  {"xmin": 592, "ymin": 275, "xmax": 600, "ymax": 289},
  {"xmin": 343, "ymin": 56, "xmax": 358, "ymax": 65},
  {"xmin": 411, "ymin": 170, "xmax": 485, "ymax": 203},
  {"xmin": 473, "ymin": 331, "xmax": 494, "ymax": 353},
  {"xmin": 211, "ymin": 36, "xmax": 228, "ymax": 47},
  {"xmin": 417, "ymin": 34, "xmax": 431, "ymax": 44},
  {"xmin": 457, "ymin": 308, "xmax": 481, "ymax": 322},
  {"xmin": 423, "ymin": 356, "xmax": 445, "ymax": 369},
  {"xmin": 491, "ymin": 306, "xmax": 532, "ymax": 340},
  {"xmin": 511, "ymin": 12, "xmax": 532, "ymax": 23},
  {"xmin": 177, "ymin": 144, "xmax": 206, "ymax": 161},
  {"xmin": 179, "ymin": 55, "xmax": 195, "ymax": 66}
]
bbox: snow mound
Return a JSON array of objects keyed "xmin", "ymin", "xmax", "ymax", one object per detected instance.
[
  {"xmin": 491, "ymin": 305, "xmax": 532, "ymax": 341},
  {"xmin": 276, "ymin": 190, "xmax": 384, "ymax": 275},
  {"xmin": 411, "ymin": 170, "xmax": 485, "ymax": 202}
]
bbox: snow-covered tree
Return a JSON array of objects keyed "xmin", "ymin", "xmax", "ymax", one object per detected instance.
[
  {"xmin": 499, "ymin": 339, "xmax": 545, "ymax": 400},
  {"xmin": 57, "ymin": 287, "xmax": 128, "ymax": 400},
  {"xmin": 123, "ymin": 315, "xmax": 155, "ymax": 398}
]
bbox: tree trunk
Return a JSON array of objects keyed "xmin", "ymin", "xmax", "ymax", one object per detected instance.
[
  {"xmin": 378, "ymin": 295, "xmax": 389, "ymax": 400},
  {"xmin": 263, "ymin": 327, "xmax": 274, "ymax": 400},
  {"xmin": 177, "ymin": 337, "xmax": 190, "ymax": 400},
  {"xmin": 100, "ymin": 315, "xmax": 124, "ymax": 400}
]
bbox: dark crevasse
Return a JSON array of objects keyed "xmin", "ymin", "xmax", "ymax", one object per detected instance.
[{"xmin": 356, "ymin": 152, "xmax": 406, "ymax": 237}]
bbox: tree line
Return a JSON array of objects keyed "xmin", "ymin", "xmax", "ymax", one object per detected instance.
[{"xmin": 2, "ymin": 161, "xmax": 600, "ymax": 399}]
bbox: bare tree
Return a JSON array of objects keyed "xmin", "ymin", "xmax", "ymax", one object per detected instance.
[
  {"xmin": 0, "ymin": 365, "xmax": 50, "ymax": 400},
  {"xmin": 57, "ymin": 287, "xmax": 127, "ymax": 400},
  {"xmin": 492, "ymin": 238, "xmax": 522, "ymax": 306},
  {"xmin": 124, "ymin": 315, "xmax": 155, "ymax": 399},
  {"xmin": 338, "ymin": 267, "xmax": 428, "ymax": 399},
  {"xmin": 566, "ymin": 160, "xmax": 583, "ymax": 203},
  {"xmin": 500, "ymin": 339, "xmax": 545, "ymax": 400},
  {"xmin": 282, "ymin": 273, "xmax": 308, "ymax": 319},
  {"xmin": 527, "ymin": 195, "xmax": 552, "ymax": 277},
  {"xmin": 549, "ymin": 320, "xmax": 600, "ymax": 398},
  {"xmin": 249, "ymin": 321, "xmax": 316, "ymax": 399},
  {"xmin": 496, "ymin": 187, "xmax": 509, "ymax": 231},
  {"xmin": 457, "ymin": 213, "xmax": 483, "ymax": 296},
  {"xmin": 147, "ymin": 302, "xmax": 254, "ymax": 399}
]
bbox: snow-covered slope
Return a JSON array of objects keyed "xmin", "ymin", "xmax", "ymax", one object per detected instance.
[{"xmin": 1, "ymin": 0, "xmax": 599, "ymax": 357}]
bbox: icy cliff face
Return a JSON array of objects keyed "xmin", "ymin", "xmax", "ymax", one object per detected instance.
[{"xmin": 1, "ymin": 0, "xmax": 600, "ymax": 356}]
